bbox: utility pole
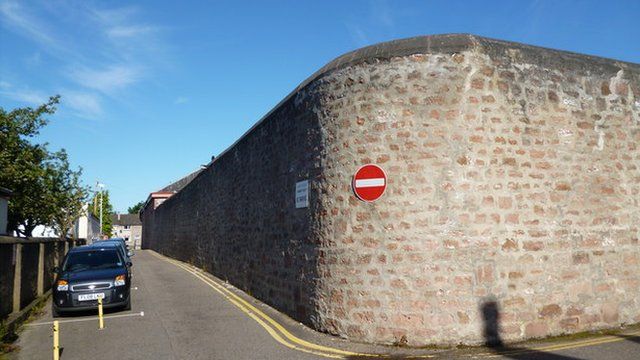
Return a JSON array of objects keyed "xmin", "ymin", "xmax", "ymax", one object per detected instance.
[
  {"xmin": 97, "ymin": 182, "xmax": 105, "ymax": 237},
  {"xmin": 94, "ymin": 182, "xmax": 98, "ymax": 214}
]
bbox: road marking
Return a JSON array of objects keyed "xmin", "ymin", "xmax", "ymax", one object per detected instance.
[
  {"xmin": 150, "ymin": 251, "xmax": 639, "ymax": 359},
  {"xmin": 472, "ymin": 330, "xmax": 640, "ymax": 358},
  {"xmin": 28, "ymin": 312, "xmax": 145, "ymax": 326},
  {"xmin": 149, "ymin": 251, "xmax": 431, "ymax": 359},
  {"xmin": 153, "ymin": 254, "xmax": 347, "ymax": 358}
]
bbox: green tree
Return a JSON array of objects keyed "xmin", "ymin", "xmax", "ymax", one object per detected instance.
[
  {"xmin": 46, "ymin": 149, "xmax": 89, "ymax": 239},
  {"xmin": 127, "ymin": 201, "xmax": 144, "ymax": 214},
  {"xmin": 0, "ymin": 96, "xmax": 62, "ymax": 236},
  {"xmin": 91, "ymin": 190, "xmax": 113, "ymax": 237}
]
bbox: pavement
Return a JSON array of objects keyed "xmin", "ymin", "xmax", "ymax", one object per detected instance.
[{"xmin": 8, "ymin": 250, "xmax": 640, "ymax": 360}]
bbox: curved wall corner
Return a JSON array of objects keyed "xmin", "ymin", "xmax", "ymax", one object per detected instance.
[{"xmin": 142, "ymin": 34, "xmax": 640, "ymax": 346}]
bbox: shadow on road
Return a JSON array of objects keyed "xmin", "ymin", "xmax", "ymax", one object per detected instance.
[
  {"xmin": 614, "ymin": 333, "xmax": 640, "ymax": 345},
  {"xmin": 54, "ymin": 306, "xmax": 129, "ymax": 319}
]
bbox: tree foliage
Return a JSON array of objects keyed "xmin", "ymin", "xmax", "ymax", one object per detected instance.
[
  {"xmin": 91, "ymin": 190, "xmax": 113, "ymax": 237},
  {"xmin": 127, "ymin": 201, "xmax": 144, "ymax": 214},
  {"xmin": 47, "ymin": 150, "xmax": 89, "ymax": 239},
  {"xmin": 0, "ymin": 96, "xmax": 88, "ymax": 237}
]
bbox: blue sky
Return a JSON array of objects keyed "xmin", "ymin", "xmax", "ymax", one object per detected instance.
[{"xmin": 1, "ymin": 0, "xmax": 638, "ymax": 212}]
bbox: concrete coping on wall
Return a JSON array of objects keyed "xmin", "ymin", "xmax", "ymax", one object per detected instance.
[
  {"xmin": 155, "ymin": 33, "xmax": 640, "ymax": 211},
  {"xmin": 0, "ymin": 236, "xmax": 77, "ymax": 245}
]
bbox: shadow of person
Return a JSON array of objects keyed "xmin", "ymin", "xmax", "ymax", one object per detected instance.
[
  {"xmin": 482, "ymin": 298, "xmax": 503, "ymax": 347},
  {"xmin": 479, "ymin": 298, "xmax": 584, "ymax": 360},
  {"xmin": 342, "ymin": 298, "xmax": 590, "ymax": 359}
]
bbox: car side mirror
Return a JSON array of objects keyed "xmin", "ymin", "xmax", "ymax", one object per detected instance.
[
  {"xmin": 127, "ymin": 262, "xmax": 133, "ymax": 267},
  {"xmin": 53, "ymin": 266, "xmax": 60, "ymax": 274}
]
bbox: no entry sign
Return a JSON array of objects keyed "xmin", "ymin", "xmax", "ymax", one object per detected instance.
[{"xmin": 352, "ymin": 164, "xmax": 387, "ymax": 202}]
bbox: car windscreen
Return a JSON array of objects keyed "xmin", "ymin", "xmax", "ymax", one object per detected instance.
[
  {"xmin": 63, "ymin": 250, "xmax": 123, "ymax": 272},
  {"xmin": 98, "ymin": 242, "xmax": 127, "ymax": 257}
]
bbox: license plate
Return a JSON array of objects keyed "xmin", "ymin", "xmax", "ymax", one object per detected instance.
[{"xmin": 78, "ymin": 293, "xmax": 105, "ymax": 301}]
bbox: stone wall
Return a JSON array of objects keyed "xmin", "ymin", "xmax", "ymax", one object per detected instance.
[
  {"xmin": 0, "ymin": 243, "xmax": 15, "ymax": 318},
  {"xmin": 142, "ymin": 34, "xmax": 640, "ymax": 346},
  {"xmin": 0, "ymin": 237, "xmax": 77, "ymax": 321},
  {"xmin": 19, "ymin": 243, "xmax": 39, "ymax": 309}
]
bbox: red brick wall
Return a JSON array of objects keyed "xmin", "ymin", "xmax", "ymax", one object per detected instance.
[
  {"xmin": 143, "ymin": 35, "xmax": 640, "ymax": 346},
  {"xmin": 313, "ymin": 40, "xmax": 640, "ymax": 345}
]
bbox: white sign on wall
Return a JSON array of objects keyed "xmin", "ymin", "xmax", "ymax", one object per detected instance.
[{"xmin": 295, "ymin": 180, "xmax": 309, "ymax": 208}]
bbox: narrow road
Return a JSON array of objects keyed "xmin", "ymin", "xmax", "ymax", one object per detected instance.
[{"xmin": 11, "ymin": 250, "xmax": 640, "ymax": 359}]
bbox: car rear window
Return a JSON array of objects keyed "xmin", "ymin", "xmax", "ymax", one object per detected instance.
[{"xmin": 63, "ymin": 250, "xmax": 123, "ymax": 271}]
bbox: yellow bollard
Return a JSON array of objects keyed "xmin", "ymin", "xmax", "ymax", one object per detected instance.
[
  {"xmin": 53, "ymin": 320, "xmax": 59, "ymax": 360},
  {"xmin": 98, "ymin": 297, "xmax": 104, "ymax": 329}
]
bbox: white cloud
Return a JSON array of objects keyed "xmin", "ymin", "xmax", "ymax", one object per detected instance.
[
  {"xmin": 344, "ymin": 0, "xmax": 395, "ymax": 48},
  {"xmin": 1, "ymin": 1, "xmax": 169, "ymax": 121},
  {"xmin": 371, "ymin": 0, "xmax": 394, "ymax": 27},
  {"xmin": 345, "ymin": 24, "xmax": 369, "ymax": 47},
  {"xmin": 62, "ymin": 91, "xmax": 103, "ymax": 118},
  {"xmin": 174, "ymin": 96, "xmax": 189, "ymax": 104},
  {"xmin": 107, "ymin": 25, "xmax": 157, "ymax": 39},
  {"xmin": 90, "ymin": 5, "xmax": 139, "ymax": 25},
  {"xmin": 0, "ymin": 0, "xmax": 71, "ymax": 58},
  {"xmin": 0, "ymin": 85, "xmax": 47, "ymax": 105},
  {"xmin": 68, "ymin": 65, "xmax": 141, "ymax": 94},
  {"xmin": 0, "ymin": 1, "xmax": 52, "ymax": 43}
]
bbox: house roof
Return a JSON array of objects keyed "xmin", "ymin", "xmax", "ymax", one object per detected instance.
[
  {"xmin": 110, "ymin": 213, "xmax": 142, "ymax": 226},
  {"xmin": 159, "ymin": 169, "xmax": 203, "ymax": 193},
  {"xmin": 140, "ymin": 168, "xmax": 204, "ymax": 218}
]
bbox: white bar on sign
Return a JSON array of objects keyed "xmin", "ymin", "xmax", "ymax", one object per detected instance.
[
  {"xmin": 295, "ymin": 180, "xmax": 309, "ymax": 208},
  {"xmin": 355, "ymin": 178, "xmax": 385, "ymax": 188}
]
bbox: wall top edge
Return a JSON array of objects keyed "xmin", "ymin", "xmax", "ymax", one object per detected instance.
[
  {"xmin": 152, "ymin": 34, "xmax": 639, "ymax": 210},
  {"xmin": 0, "ymin": 236, "xmax": 78, "ymax": 244}
]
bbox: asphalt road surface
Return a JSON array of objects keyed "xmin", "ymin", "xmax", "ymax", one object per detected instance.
[{"xmin": 10, "ymin": 250, "xmax": 640, "ymax": 360}]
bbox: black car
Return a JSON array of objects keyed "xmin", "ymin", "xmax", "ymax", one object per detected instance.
[
  {"xmin": 52, "ymin": 246, "xmax": 132, "ymax": 317},
  {"xmin": 108, "ymin": 237, "xmax": 129, "ymax": 250},
  {"xmin": 90, "ymin": 239, "xmax": 133, "ymax": 264}
]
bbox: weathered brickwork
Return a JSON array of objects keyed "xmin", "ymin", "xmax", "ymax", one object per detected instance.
[{"xmin": 143, "ymin": 34, "xmax": 640, "ymax": 346}]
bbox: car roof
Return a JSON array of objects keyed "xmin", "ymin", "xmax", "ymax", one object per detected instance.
[
  {"xmin": 68, "ymin": 246, "xmax": 120, "ymax": 253},
  {"xmin": 90, "ymin": 241, "xmax": 122, "ymax": 247},
  {"xmin": 93, "ymin": 239, "xmax": 123, "ymax": 244}
]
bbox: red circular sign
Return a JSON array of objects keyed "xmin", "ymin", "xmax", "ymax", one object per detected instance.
[{"xmin": 353, "ymin": 164, "xmax": 387, "ymax": 202}]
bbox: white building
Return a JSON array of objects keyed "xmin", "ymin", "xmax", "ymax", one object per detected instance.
[
  {"xmin": 111, "ymin": 213, "xmax": 142, "ymax": 249},
  {"xmin": 0, "ymin": 187, "xmax": 11, "ymax": 235},
  {"xmin": 73, "ymin": 204, "xmax": 101, "ymax": 243},
  {"xmin": 15, "ymin": 203, "xmax": 100, "ymax": 241}
]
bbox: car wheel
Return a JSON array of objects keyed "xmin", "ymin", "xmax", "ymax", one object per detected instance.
[{"xmin": 52, "ymin": 303, "xmax": 60, "ymax": 318}]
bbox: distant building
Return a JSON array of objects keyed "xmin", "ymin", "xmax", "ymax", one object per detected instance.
[
  {"xmin": 0, "ymin": 187, "xmax": 12, "ymax": 235},
  {"xmin": 25, "ymin": 203, "xmax": 99, "ymax": 241},
  {"xmin": 140, "ymin": 168, "xmax": 203, "ymax": 249},
  {"xmin": 111, "ymin": 213, "xmax": 143, "ymax": 249},
  {"xmin": 73, "ymin": 204, "xmax": 100, "ymax": 243}
]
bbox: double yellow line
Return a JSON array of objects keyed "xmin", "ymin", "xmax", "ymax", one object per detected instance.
[
  {"xmin": 150, "ymin": 251, "xmax": 398, "ymax": 359},
  {"xmin": 473, "ymin": 329, "xmax": 640, "ymax": 358},
  {"xmin": 151, "ymin": 251, "xmax": 639, "ymax": 359}
]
